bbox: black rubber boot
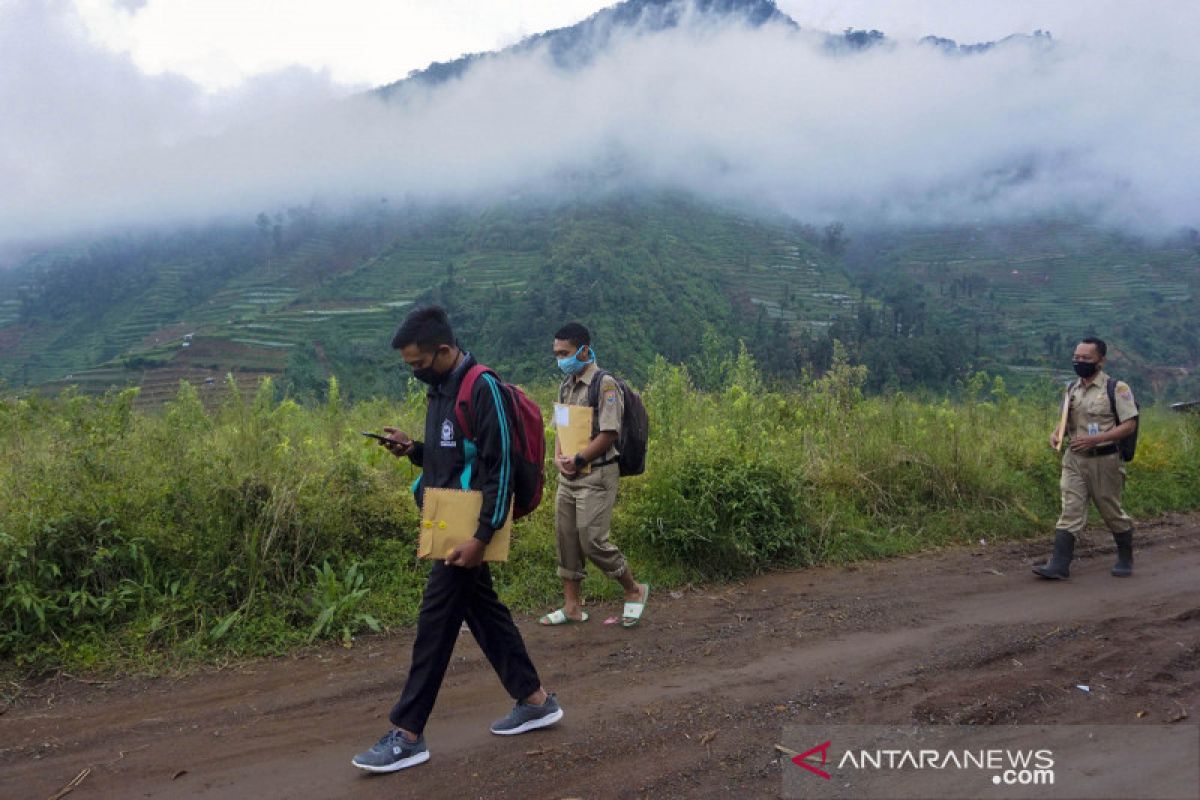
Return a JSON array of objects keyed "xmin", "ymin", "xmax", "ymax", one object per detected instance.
[
  {"xmin": 1032, "ymin": 529, "xmax": 1074, "ymax": 580},
  {"xmin": 1111, "ymin": 529, "xmax": 1133, "ymax": 577}
]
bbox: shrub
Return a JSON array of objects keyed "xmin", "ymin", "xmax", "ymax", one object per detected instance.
[{"xmin": 2, "ymin": 362, "xmax": 1198, "ymax": 672}]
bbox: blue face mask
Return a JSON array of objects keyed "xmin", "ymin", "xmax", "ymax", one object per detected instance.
[{"xmin": 557, "ymin": 345, "xmax": 594, "ymax": 376}]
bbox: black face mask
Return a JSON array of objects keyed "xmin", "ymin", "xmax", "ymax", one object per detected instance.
[
  {"xmin": 412, "ymin": 365, "xmax": 442, "ymax": 385},
  {"xmin": 409, "ymin": 347, "xmax": 452, "ymax": 386},
  {"xmin": 1072, "ymin": 361, "xmax": 1098, "ymax": 379}
]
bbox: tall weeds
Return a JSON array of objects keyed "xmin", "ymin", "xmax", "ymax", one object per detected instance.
[{"xmin": 2, "ymin": 357, "xmax": 1197, "ymax": 672}]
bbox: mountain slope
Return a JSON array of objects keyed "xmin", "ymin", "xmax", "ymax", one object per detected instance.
[
  {"xmin": 845, "ymin": 223, "xmax": 1200, "ymax": 391},
  {"xmin": 0, "ymin": 195, "xmax": 851, "ymax": 400},
  {"xmin": 2, "ymin": 1, "xmax": 1197, "ymax": 403},
  {"xmin": 3, "ymin": 194, "xmax": 1197, "ymax": 404},
  {"xmin": 379, "ymin": 0, "xmax": 792, "ymax": 98}
]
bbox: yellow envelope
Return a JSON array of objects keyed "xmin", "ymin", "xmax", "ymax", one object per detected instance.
[
  {"xmin": 554, "ymin": 403, "xmax": 594, "ymax": 474},
  {"xmin": 418, "ymin": 488, "xmax": 512, "ymax": 562}
]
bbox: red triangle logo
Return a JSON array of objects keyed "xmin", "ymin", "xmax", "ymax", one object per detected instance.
[{"xmin": 791, "ymin": 740, "xmax": 832, "ymax": 780}]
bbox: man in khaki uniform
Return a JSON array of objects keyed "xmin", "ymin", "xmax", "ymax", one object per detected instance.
[
  {"xmin": 1034, "ymin": 337, "xmax": 1138, "ymax": 580},
  {"xmin": 541, "ymin": 322, "xmax": 649, "ymax": 628}
]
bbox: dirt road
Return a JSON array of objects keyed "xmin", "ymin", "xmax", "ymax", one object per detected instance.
[{"xmin": 3, "ymin": 515, "xmax": 1198, "ymax": 799}]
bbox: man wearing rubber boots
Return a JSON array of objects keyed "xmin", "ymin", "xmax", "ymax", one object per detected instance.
[{"xmin": 1035, "ymin": 337, "xmax": 1138, "ymax": 580}]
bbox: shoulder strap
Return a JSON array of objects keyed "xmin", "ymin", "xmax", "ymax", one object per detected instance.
[
  {"xmin": 587, "ymin": 369, "xmax": 616, "ymax": 438},
  {"xmin": 454, "ymin": 364, "xmax": 490, "ymax": 440},
  {"xmin": 587, "ymin": 368, "xmax": 612, "ymax": 410},
  {"xmin": 1106, "ymin": 377, "xmax": 1122, "ymax": 424}
]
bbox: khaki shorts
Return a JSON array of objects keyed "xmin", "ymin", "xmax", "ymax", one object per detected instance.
[{"xmin": 555, "ymin": 463, "xmax": 626, "ymax": 580}]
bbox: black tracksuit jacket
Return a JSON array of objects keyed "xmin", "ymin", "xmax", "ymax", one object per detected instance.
[{"xmin": 406, "ymin": 352, "xmax": 513, "ymax": 544}]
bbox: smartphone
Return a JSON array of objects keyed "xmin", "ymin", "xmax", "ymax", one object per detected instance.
[{"xmin": 361, "ymin": 431, "xmax": 396, "ymax": 444}]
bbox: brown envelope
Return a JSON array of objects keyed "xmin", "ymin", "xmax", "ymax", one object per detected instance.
[
  {"xmin": 418, "ymin": 488, "xmax": 512, "ymax": 562},
  {"xmin": 554, "ymin": 403, "xmax": 594, "ymax": 474}
]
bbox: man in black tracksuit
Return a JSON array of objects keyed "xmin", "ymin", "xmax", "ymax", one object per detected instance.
[{"xmin": 351, "ymin": 305, "xmax": 562, "ymax": 775}]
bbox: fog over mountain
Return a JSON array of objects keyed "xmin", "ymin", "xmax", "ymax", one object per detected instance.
[{"xmin": 2, "ymin": 0, "xmax": 1197, "ymax": 246}]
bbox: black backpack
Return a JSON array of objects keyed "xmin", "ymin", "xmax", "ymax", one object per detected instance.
[
  {"xmin": 1105, "ymin": 377, "xmax": 1140, "ymax": 462},
  {"xmin": 586, "ymin": 369, "xmax": 649, "ymax": 477}
]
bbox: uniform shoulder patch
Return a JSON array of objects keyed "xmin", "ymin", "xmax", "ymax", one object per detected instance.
[
  {"xmin": 600, "ymin": 375, "xmax": 619, "ymax": 403},
  {"xmin": 1116, "ymin": 382, "xmax": 1134, "ymax": 400}
]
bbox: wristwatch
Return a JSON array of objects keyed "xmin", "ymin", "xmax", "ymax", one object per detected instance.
[{"xmin": 573, "ymin": 453, "xmax": 587, "ymax": 470}]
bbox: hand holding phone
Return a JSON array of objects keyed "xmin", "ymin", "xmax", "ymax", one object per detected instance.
[{"xmin": 362, "ymin": 428, "xmax": 413, "ymax": 456}]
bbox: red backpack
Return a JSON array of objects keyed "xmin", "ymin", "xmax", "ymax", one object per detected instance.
[{"xmin": 454, "ymin": 364, "xmax": 546, "ymax": 520}]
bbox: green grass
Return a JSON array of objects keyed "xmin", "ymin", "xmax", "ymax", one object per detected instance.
[{"xmin": 2, "ymin": 352, "xmax": 1197, "ymax": 675}]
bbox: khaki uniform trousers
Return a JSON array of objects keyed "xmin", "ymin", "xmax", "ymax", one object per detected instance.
[
  {"xmin": 1055, "ymin": 449, "xmax": 1134, "ymax": 534},
  {"xmin": 555, "ymin": 463, "xmax": 626, "ymax": 581}
]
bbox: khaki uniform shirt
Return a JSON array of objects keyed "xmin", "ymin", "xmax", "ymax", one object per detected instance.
[
  {"xmin": 559, "ymin": 362, "xmax": 622, "ymax": 462},
  {"xmin": 1066, "ymin": 369, "xmax": 1138, "ymax": 443}
]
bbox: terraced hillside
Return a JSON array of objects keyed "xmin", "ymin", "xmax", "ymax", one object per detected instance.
[
  {"xmin": 848, "ymin": 221, "xmax": 1200, "ymax": 375},
  {"xmin": 233, "ymin": 197, "xmax": 851, "ymax": 395},
  {"xmin": 0, "ymin": 197, "xmax": 853, "ymax": 402},
  {"xmin": 3, "ymin": 201, "xmax": 1197, "ymax": 403}
]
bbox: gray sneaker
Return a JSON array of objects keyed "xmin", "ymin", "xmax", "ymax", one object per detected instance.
[
  {"xmin": 490, "ymin": 693, "xmax": 563, "ymax": 735},
  {"xmin": 351, "ymin": 730, "xmax": 430, "ymax": 773}
]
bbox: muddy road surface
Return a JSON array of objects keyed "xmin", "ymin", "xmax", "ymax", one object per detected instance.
[{"xmin": 3, "ymin": 515, "xmax": 1197, "ymax": 799}]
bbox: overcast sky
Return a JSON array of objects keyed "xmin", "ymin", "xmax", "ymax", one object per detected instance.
[
  {"xmin": 2, "ymin": 0, "xmax": 1197, "ymax": 245},
  {"xmin": 69, "ymin": 0, "xmax": 1115, "ymax": 91}
]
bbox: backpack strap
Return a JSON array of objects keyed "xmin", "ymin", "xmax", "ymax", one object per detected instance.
[
  {"xmin": 586, "ymin": 368, "xmax": 612, "ymax": 437},
  {"xmin": 1106, "ymin": 376, "xmax": 1123, "ymax": 424},
  {"xmin": 585, "ymin": 368, "xmax": 610, "ymax": 408},
  {"xmin": 454, "ymin": 364, "xmax": 490, "ymax": 440}
]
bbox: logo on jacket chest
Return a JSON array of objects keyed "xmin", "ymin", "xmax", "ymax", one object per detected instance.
[{"xmin": 440, "ymin": 418, "xmax": 456, "ymax": 447}]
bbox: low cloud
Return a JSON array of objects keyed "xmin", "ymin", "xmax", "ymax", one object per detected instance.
[{"xmin": 2, "ymin": 0, "xmax": 1197, "ymax": 246}]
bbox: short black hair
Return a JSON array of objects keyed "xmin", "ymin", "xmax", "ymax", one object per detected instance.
[
  {"xmin": 1080, "ymin": 336, "xmax": 1107, "ymax": 357},
  {"xmin": 554, "ymin": 322, "xmax": 590, "ymax": 348},
  {"xmin": 392, "ymin": 305, "xmax": 455, "ymax": 351}
]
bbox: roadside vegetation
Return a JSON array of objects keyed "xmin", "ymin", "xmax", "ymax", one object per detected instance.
[{"xmin": 2, "ymin": 348, "xmax": 1197, "ymax": 674}]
